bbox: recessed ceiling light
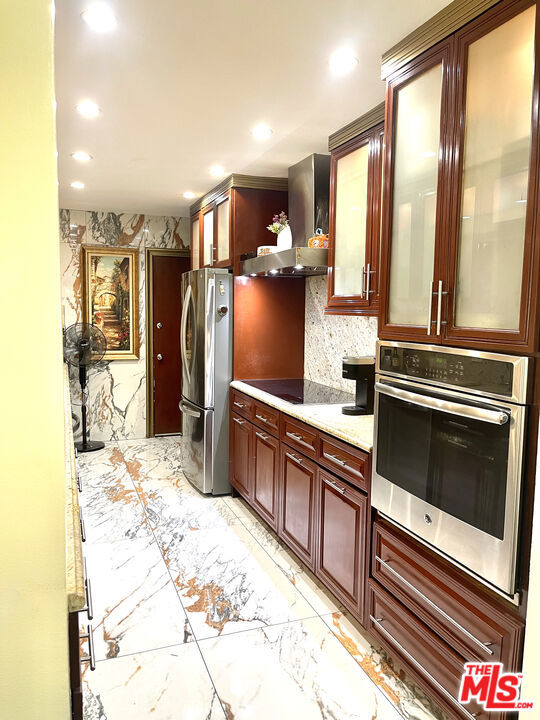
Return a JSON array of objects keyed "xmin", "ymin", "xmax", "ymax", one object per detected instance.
[
  {"xmin": 71, "ymin": 181, "xmax": 85, "ymax": 190},
  {"xmin": 210, "ymin": 165, "xmax": 225, "ymax": 178},
  {"xmin": 329, "ymin": 46, "xmax": 358, "ymax": 76},
  {"xmin": 71, "ymin": 151, "xmax": 93, "ymax": 162},
  {"xmin": 252, "ymin": 123, "xmax": 273, "ymax": 141},
  {"xmin": 76, "ymin": 100, "xmax": 100, "ymax": 118},
  {"xmin": 183, "ymin": 191, "xmax": 196, "ymax": 199},
  {"xmin": 81, "ymin": 3, "xmax": 117, "ymax": 32}
]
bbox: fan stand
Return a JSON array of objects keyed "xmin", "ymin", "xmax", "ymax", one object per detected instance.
[{"xmin": 76, "ymin": 364, "xmax": 105, "ymax": 453}]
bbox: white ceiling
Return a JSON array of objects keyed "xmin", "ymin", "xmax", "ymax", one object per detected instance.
[{"xmin": 55, "ymin": 0, "xmax": 451, "ymax": 216}]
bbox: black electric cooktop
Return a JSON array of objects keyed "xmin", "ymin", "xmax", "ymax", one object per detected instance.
[{"xmin": 244, "ymin": 378, "xmax": 354, "ymax": 406}]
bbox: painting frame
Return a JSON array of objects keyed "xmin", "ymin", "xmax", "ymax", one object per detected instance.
[{"xmin": 82, "ymin": 245, "xmax": 140, "ymax": 360}]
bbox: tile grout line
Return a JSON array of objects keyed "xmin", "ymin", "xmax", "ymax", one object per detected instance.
[{"xmin": 120, "ymin": 442, "xmax": 231, "ymax": 720}]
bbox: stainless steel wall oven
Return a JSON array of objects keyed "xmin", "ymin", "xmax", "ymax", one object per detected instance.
[{"xmin": 372, "ymin": 341, "xmax": 530, "ymax": 597}]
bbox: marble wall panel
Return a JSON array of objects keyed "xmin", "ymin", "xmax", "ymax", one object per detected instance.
[
  {"xmin": 60, "ymin": 208, "xmax": 189, "ymax": 441},
  {"xmin": 304, "ymin": 276, "xmax": 378, "ymax": 393}
]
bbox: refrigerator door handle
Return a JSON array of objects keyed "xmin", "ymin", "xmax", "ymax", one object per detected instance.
[
  {"xmin": 179, "ymin": 400, "xmax": 201, "ymax": 418},
  {"xmin": 180, "ymin": 284, "xmax": 193, "ymax": 384},
  {"xmin": 205, "ymin": 278, "xmax": 215, "ymax": 408}
]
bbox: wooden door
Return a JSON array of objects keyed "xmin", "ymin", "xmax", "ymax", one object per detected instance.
[
  {"xmin": 230, "ymin": 413, "xmax": 252, "ymax": 499},
  {"xmin": 379, "ymin": 40, "xmax": 453, "ymax": 343},
  {"xmin": 326, "ymin": 123, "xmax": 383, "ymax": 315},
  {"xmin": 444, "ymin": 0, "xmax": 539, "ymax": 352},
  {"xmin": 150, "ymin": 252, "xmax": 190, "ymax": 436},
  {"xmin": 278, "ymin": 446, "xmax": 317, "ymax": 570},
  {"xmin": 316, "ymin": 469, "xmax": 367, "ymax": 619},
  {"xmin": 252, "ymin": 428, "xmax": 279, "ymax": 530}
]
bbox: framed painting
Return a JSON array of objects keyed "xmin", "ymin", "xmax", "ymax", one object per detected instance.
[{"xmin": 82, "ymin": 245, "xmax": 140, "ymax": 360}]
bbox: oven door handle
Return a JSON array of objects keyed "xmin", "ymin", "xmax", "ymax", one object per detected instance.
[{"xmin": 375, "ymin": 382, "xmax": 509, "ymax": 426}]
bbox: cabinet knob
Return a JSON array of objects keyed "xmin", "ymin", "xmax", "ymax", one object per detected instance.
[
  {"xmin": 156, "ymin": 322, "xmax": 163, "ymax": 329},
  {"xmin": 157, "ymin": 353, "xmax": 163, "ymax": 361}
]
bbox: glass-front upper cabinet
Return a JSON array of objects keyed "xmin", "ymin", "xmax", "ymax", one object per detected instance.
[
  {"xmin": 446, "ymin": 3, "xmax": 536, "ymax": 347},
  {"xmin": 380, "ymin": 0, "xmax": 539, "ymax": 352},
  {"xmin": 326, "ymin": 122, "xmax": 384, "ymax": 315},
  {"xmin": 191, "ymin": 215, "xmax": 200, "ymax": 271},
  {"xmin": 202, "ymin": 206, "xmax": 214, "ymax": 267},
  {"xmin": 214, "ymin": 193, "xmax": 232, "ymax": 266},
  {"xmin": 380, "ymin": 46, "xmax": 450, "ymax": 340}
]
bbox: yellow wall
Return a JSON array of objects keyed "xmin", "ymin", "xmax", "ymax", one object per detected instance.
[{"xmin": 0, "ymin": 1, "xmax": 69, "ymax": 718}]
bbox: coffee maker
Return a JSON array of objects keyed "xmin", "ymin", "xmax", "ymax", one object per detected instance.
[{"xmin": 342, "ymin": 356, "xmax": 375, "ymax": 415}]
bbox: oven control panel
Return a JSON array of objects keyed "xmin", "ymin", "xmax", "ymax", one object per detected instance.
[{"xmin": 378, "ymin": 345, "xmax": 515, "ymax": 397}]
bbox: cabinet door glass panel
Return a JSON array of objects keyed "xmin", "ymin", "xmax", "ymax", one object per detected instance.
[
  {"xmin": 334, "ymin": 144, "xmax": 369, "ymax": 296},
  {"xmin": 216, "ymin": 199, "xmax": 230, "ymax": 263},
  {"xmin": 454, "ymin": 7, "xmax": 535, "ymax": 331},
  {"xmin": 203, "ymin": 209, "xmax": 214, "ymax": 266},
  {"xmin": 191, "ymin": 218, "xmax": 200, "ymax": 270},
  {"xmin": 388, "ymin": 64, "xmax": 443, "ymax": 325}
]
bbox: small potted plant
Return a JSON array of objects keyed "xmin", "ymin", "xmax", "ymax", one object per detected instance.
[{"xmin": 267, "ymin": 211, "xmax": 292, "ymax": 250}]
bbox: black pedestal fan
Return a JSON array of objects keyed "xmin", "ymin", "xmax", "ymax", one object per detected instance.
[{"xmin": 64, "ymin": 323, "xmax": 107, "ymax": 453}]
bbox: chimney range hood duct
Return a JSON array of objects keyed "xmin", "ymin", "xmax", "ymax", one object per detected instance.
[{"xmin": 242, "ymin": 153, "xmax": 330, "ymax": 277}]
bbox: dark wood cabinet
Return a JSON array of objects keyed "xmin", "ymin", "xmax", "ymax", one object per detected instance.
[
  {"xmin": 230, "ymin": 412, "xmax": 252, "ymax": 499},
  {"xmin": 372, "ymin": 519, "xmax": 525, "ymax": 668},
  {"xmin": 368, "ymin": 580, "xmax": 488, "ymax": 720},
  {"xmin": 190, "ymin": 176, "xmax": 288, "ymax": 273},
  {"xmin": 316, "ymin": 469, "xmax": 368, "ymax": 619},
  {"xmin": 252, "ymin": 428, "xmax": 280, "ymax": 530},
  {"xmin": 379, "ymin": 0, "xmax": 540, "ymax": 353},
  {"xmin": 326, "ymin": 114, "xmax": 384, "ymax": 316},
  {"xmin": 278, "ymin": 444, "xmax": 318, "ymax": 570}
]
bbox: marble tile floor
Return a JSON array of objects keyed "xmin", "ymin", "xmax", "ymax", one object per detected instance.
[{"xmin": 77, "ymin": 437, "xmax": 444, "ymax": 720}]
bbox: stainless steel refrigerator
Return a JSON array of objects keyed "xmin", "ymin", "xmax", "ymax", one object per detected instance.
[{"xmin": 179, "ymin": 268, "xmax": 233, "ymax": 495}]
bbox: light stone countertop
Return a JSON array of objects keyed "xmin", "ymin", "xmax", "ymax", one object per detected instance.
[
  {"xmin": 64, "ymin": 364, "xmax": 86, "ymax": 613},
  {"xmin": 231, "ymin": 380, "xmax": 374, "ymax": 452}
]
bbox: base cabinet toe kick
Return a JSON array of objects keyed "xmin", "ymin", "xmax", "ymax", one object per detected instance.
[{"xmin": 229, "ymin": 390, "xmax": 525, "ymax": 720}]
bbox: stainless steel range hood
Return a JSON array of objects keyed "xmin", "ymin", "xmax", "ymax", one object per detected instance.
[
  {"xmin": 241, "ymin": 153, "xmax": 330, "ymax": 277},
  {"xmin": 243, "ymin": 247, "xmax": 329, "ymax": 277}
]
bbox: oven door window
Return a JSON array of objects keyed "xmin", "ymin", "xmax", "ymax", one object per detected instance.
[{"xmin": 376, "ymin": 392, "xmax": 509, "ymax": 539}]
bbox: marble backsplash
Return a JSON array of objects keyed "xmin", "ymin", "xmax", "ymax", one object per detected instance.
[
  {"xmin": 304, "ymin": 276, "xmax": 378, "ymax": 393},
  {"xmin": 60, "ymin": 209, "xmax": 190, "ymax": 442}
]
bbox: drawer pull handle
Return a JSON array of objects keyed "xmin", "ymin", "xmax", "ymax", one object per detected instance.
[
  {"xmin": 285, "ymin": 451, "xmax": 302, "ymax": 465},
  {"xmin": 77, "ymin": 473, "xmax": 83, "ymax": 493},
  {"xmin": 369, "ymin": 616, "xmax": 478, "ymax": 720},
  {"xmin": 286, "ymin": 431, "xmax": 313, "ymax": 449},
  {"xmin": 233, "ymin": 417, "xmax": 245, "ymax": 425},
  {"xmin": 375, "ymin": 556, "xmax": 494, "ymax": 656},
  {"xmin": 256, "ymin": 414, "xmax": 269, "ymax": 424},
  {"xmin": 79, "ymin": 624, "xmax": 96, "ymax": 671},
  {"xmin": 233, "ymin": 401, "xmax": 245, "ymax": 408},
  {"xmin": 326, "ymin": 478, "xmax": 346, "ymax": 495},
  {"xmin": 256, "ymin": 431, "xmax": 269, "ymax": 441},
  {"xmin": 323, "ymin": 452, "xmax": 347, "ymax": 467},
  {"xmin": 79, "ymin": 509, "xmax": 86, "ymax": 543}
]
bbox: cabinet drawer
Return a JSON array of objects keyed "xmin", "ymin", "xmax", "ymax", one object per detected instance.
[
  {"xmin": 281, "ymin": 416, "xmax": 318, "ymax": 458},
  {"xmin": 318, "ymin": 433, "xmax": 369, "ymax": 492},
  {"xmin": 372, "ymin": 519, "xmax": 524, "ymax": 668},
  {"xmin": 252, "ymin": 400, "xmax": 280, "ymax": 436},
  {"xmin": 368, "ymin": 581, "xmax": 487, "ymax": 720},
  {"xmin": 230, "ymin": 389, "xmax": 253, "ymax": 420}
]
